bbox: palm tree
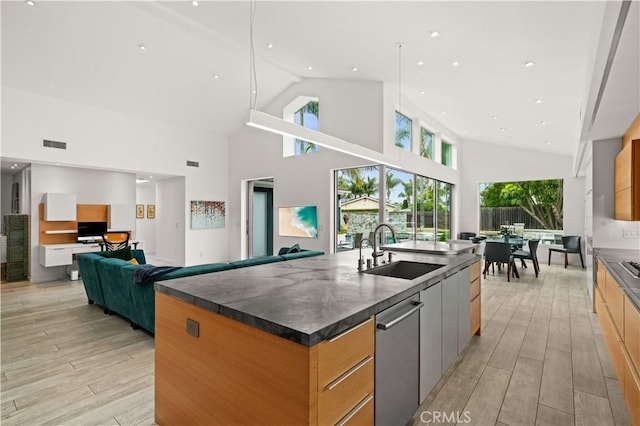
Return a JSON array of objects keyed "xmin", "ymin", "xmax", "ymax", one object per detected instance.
[
  {"xmin": 398, "ymin": 180, "xmax": 414, "ymax": 209},
  {"xmin": 385, "ymin": 171, "xmax": 402, "ymax": 199},
  {"xmin": 295, "ymin": 101, "xmax": 319, "ymax": 154}
]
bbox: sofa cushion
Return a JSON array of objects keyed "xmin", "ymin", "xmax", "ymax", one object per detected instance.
[
  {"xmin": 279, "ymin": 250, "xmax": 325, "ymax": 261},
  {"xmin": 229, "ymin": 256, "xmax": 284, "ymax": 268},
  {"xmin": 101, "ymin": 246, "xmax": 133, "ymax": 261},
  {"xmin": 157, "ymin": 263, "xmax": 235, "ymax": 281}
]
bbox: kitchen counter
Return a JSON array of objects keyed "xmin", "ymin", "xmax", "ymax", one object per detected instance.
[
  {"xmin": 155, "ymin": 250, "xmax": 479, "ymax": 346},
  {"xmin": 594, "ymin": 247, "xmax": 640, "ymax": 309},
  {"xmin": 381, "ymin": 240, "xmax": 478, "ymax": 255}
]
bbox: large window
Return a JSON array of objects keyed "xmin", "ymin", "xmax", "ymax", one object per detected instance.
[
  {"xmin": 336, "ymin": 166, "xmax": 380, "ymax": 251},
  {"xmin": 395, "ymin": 112, "xmax": 412, "ymax": 151},
  {"xmin": 415, "ymin": 176, "xmax": 435, "ymax": 240},
  {"xmin": 293, "ymin": 101, "xmax": 319, "ymax": 155},
  {"xmin": 441, "ymin": 140, "xmax": 452, "ymax": 167},
  {"xmin": 420, "ymin": 127, "xmax": 433, "ymax": 159},
  {"xmin": 479, "ymin": 179, "xmax": 564, "ymax": 244},
  {"xmin": 335, "ymin": 165, "xmax": 453, "ymax": 250},
  {"xmin": 386, "ymin": 168, "xmax": 414, "ymax": 242}
]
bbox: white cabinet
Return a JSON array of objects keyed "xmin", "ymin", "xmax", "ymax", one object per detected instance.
[
  {"xmin": 108, "ymin": 204, "xmax": 135, "ymax": 231},
  {"xmin": 39, "ymin": 245, "xmax": 72, "ymax": 266},
  {"xmin": 43, "ymin": 193, "xmax": 77, "ymax": 221},
  {"xmin": 420, "ymin": 282, "xmax": 442, "ymax": 401},
  {"xmin": 441, "ymin": 274, "xmax": 459, "ymax": 373},
  {"xmin": 457, "ymin": 267, "xmax": 471, "ymax": 352}
]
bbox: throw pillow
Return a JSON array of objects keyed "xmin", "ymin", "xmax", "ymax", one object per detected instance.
[
  {"xmin": 129, "ymin": 258, "xmax": 139, "ymax": 265},
  {"xmin": 101, "ymin": 246, "xmax": 133, "ymax": 261},
  {"xmin": 286, "ymin": 244, "xmax": 301, "ymax": 254}
]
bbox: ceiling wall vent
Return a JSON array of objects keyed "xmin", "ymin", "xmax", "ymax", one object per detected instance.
[
  {"xmin": 43, "ymin": 139, "xmax": 67, "ymax": 150},
  {"xmin": 186, "ymin": 160, "xmax": 199, "ymax": 168}
]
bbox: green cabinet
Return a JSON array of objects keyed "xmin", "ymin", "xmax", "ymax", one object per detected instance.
[{"xmin": 5, "ymin": 214, "xmax": 28, "ymax": 282}]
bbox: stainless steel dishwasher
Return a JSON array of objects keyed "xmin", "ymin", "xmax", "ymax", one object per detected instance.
[{"xmin": 375, "ymin": 294, "xmax": 423, "ymax": 426}]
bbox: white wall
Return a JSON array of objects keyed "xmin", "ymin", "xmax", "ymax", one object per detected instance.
[
  {"xmin": 2, "ymin": 86, "xmax": 229, "ymax": 268},
  {"xmin": 30, "ymin": 164, "xmax": 136, "ymax": 282},
  {"xmin": 155, "ymin": 177, "xmax": 186, "ymax": 266},
  {"xmin": 592, "ymin": 139, "xmax": 640, "ymax": 249},
  {"xmin": 228, "ymin": 79, "xmax": 463, "ymax": 259},
  {"xmin": 458, "ymin": 139, "xmax": 586, "ymax": 266},
  {"xmin": 136, "ymin": 183, "xmax": 157, "ymax": 254},
  {"xmin": 1, "ymin": 173, "xmax": 14, "ymax": 222}
]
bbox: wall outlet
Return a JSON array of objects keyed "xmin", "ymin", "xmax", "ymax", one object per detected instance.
[{"xmin": 623, "ymin": 228, "xmax": 640, "ymax": 238}]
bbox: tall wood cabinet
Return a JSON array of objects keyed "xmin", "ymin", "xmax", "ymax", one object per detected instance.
[
  {"xmin": 615, "ymin": 114, "xmax": 640, "ymax": 221},
  {"xmin": 5, "ymin": 214, "xmax": 29, "ymax": 282},
  {"xmin": 594, "ymin": 259, "xmax": 640, "ymax": 425}
]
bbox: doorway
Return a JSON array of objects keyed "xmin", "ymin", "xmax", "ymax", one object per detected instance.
[{"xmin": 247, "ymin": 178, "xmax": 274, "ymax": 258}]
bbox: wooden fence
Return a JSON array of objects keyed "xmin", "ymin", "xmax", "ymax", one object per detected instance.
[{"xmin": 480, "ymin": 207, "xmax": 541, "ymax": 231}]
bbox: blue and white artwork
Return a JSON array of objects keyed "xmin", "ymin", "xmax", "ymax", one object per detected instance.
[
  {"xmin": 191, "ymin": 201, "xmax": 225, "ymax": 230},
  {"xmin": 278, "ymin": 206, "xmax": 318, "ymax": 238}
]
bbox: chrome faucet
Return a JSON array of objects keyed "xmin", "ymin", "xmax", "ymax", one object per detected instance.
[
  {"xmin": 357, "ymin": 238, "xmax": 373, "ymax": 272},
  {"xmin": 372, "ymin": 223, "xmax": 397, "ymax": 266}
]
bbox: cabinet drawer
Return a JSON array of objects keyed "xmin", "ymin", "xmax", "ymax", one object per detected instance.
[
  {"xmin": 470, "ymin": 296, "xmax": 480, "ymax": 337},
  {"xmin": 601, "ymin": 305, "xmax": 626, "ymax": 389},
  {"xmin": 606, "ymin": 273, "xmax": 625, "ymax": 335},
  {"xmin": 40, "ymin": 247, "xmax": 72, "ymax": 267},
  {"xmin": 624, "ymin": 354, "xmax": 640, "ymax": 426},
  {"xmin": 469, "ymin": 262, "xmax": 481, "ymax": 283},
  {"xmin": 318, "ymin": 318, "xmax": 374, "ymax": 388},
  {"xmin": 625, "ymin": 297, "xmax": 640, "ymax": 374},
  {"xmin": 318, "ymin": 356, "xmax": 374, "ymax": 426},
  {"xmin": 337, "ymin": 392, "xmax": 374, "ymax": 426},
  {"xmin": 469, "ymin": 278, "xmax": 480, "ymax": 301}
]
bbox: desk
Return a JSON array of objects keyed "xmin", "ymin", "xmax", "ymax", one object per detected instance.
[{"xmin": 39, "ymin": 243, "xmax": 101, "ymax": 267}]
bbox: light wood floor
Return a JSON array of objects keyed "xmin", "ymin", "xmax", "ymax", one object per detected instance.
[{"xmin": 0, "ymin": 263, "xmax": 629, "ymax": 425}]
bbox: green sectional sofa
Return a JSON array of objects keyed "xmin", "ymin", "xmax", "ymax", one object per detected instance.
[{"xmin": 76, "ymin": 246, "xmax": 324, "ymax": 334}]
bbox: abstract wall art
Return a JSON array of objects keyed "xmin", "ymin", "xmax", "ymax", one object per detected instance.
[{"xmin": 191, "ymin": 201, "xmax": 225, "ymax": 229}]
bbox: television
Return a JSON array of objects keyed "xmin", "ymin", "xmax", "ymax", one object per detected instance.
[{"xmin": 77, "ymin": 221, "xmax": 107, "ymax": 242}]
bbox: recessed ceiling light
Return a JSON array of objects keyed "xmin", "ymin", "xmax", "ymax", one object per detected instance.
[
  {"xmin": 535, "ymin": 99, "xmax": 543, "ymax": 104},
  {"xmin": 545, "ymin": 141, "xmax": 551, "ymax": 145},
  {"xmin": 138, "ymin": 44, "xmax": 146, "ymax": 51},
  {"xmin": 351, "ymin": 67, "xmax": 358, "ymax": 72},
  {"xmin": 192, "ymin": 0, "xmax": 198, "ymax": 6},
  {"xmin": 251, "ymin": 89, "xmax": 257, "ymax": 94},
  {"xmin": 442, "ymin": 111, "xmax": 447, "ymax": 115},
  {"xmin": 417, "ymin": 60, "xmax": 424, "ymax": 66},
  {"xmin": 12, "ymin": 163, "xmax": 19, "ymax": 167},
  {"xmin": 540, "ymin": 121, "xmax": 547, "ymax": 125},
  {"xmin": 500, "ymin": 127, "xmax": 506, "ymax": 131},
  {"xmin": 213, "ymin": 74, "xmax": 219, "ymax": 79},
  {"xmin": 25, "ymin": 0, "xmax": 35, "ymax": 6},
  {"xmin": 307, "ymin": 66, "xmax": 313, "ymax": 71},
  {"xmin": 419, "ymin": 90, "xmax": 425, "ymax": 95},
  {"xmin": 266, "ymin": 43, "xmax": 273, "ymax": 49},
  {"xmin": 492, "ymin": 116, "xmax": 498, "ymax": 120},
  {"xmin": 451, "ymin": 61, "xmax": 460, "ymax": 66},
  {"xmin": 524, "ymin": 61, "xmax": 535, "ymax": 68},
  {"xmin": 149, "ymin": 176, "xmax": 154, "ymax": 179},
  {"xmin": 429, "ymin": 31, "xmax": 440, "ymax": 38}
]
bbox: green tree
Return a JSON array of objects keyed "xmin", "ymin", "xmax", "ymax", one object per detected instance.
[
  {"xmin": 480, "ymin": 180, "xmax": 563, "ymax": 229},
  {"xmin": 385, "ymin": 171, "xmax": 403, "ymax": 199},
  {"xmin": 295, "ymin": 101, "xmax": 319, "ymax": 154}
]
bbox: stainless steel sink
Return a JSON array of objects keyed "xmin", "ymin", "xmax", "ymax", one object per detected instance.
[{"xmin": 364, "ymin": 260, "xmax": 445, "ymax": 280}]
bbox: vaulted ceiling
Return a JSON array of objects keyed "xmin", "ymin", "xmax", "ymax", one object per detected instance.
[{"xmin": 2, "ymin": 1, "xmax": 638, "ymax": 173}]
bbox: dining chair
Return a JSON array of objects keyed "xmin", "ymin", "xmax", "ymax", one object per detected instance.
[
  {"xmin": 548, "ymin": 235, "xmax": 585, "ymax": 268},
  {"xmin": 483, "ymin": 241, "xmax": 519, "ymax": 282},
  {"xmin": 512, "ymin": 239, "xmax": 541, "ymax": 277}
]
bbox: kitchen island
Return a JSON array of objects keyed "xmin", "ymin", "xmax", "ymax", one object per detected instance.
[{"xmin": 154, "ymin": 250, "xmax": 480, "ymax": 426}]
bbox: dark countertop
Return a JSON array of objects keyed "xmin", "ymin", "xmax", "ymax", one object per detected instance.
[
  {"xmin": 155, "ymin": 250, "xmax": 479, "ymax": 347},
  {"xmin": 594, "ymin": 248, "xmax": 640, "ymax": 310}
]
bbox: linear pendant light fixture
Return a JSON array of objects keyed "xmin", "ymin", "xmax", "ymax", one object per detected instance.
[{"xmin": 246, "ymin": 110, "xmax": 401, "ymax": 169}]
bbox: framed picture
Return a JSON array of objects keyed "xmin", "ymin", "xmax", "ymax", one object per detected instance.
[
  {"xmin": 147, "ymin": 204, "xmax": 155, "ymax": 219},
  {"xmin": 278, "ymin": 206, "xmax": 318, "ymax": 238},
  {"xmin": 136, "ymin": 204, "xmax": 144, "ymax": 219},
  {"xmin": 191, "ymin": 201, "xmax": 225, "ymax": 229}
]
